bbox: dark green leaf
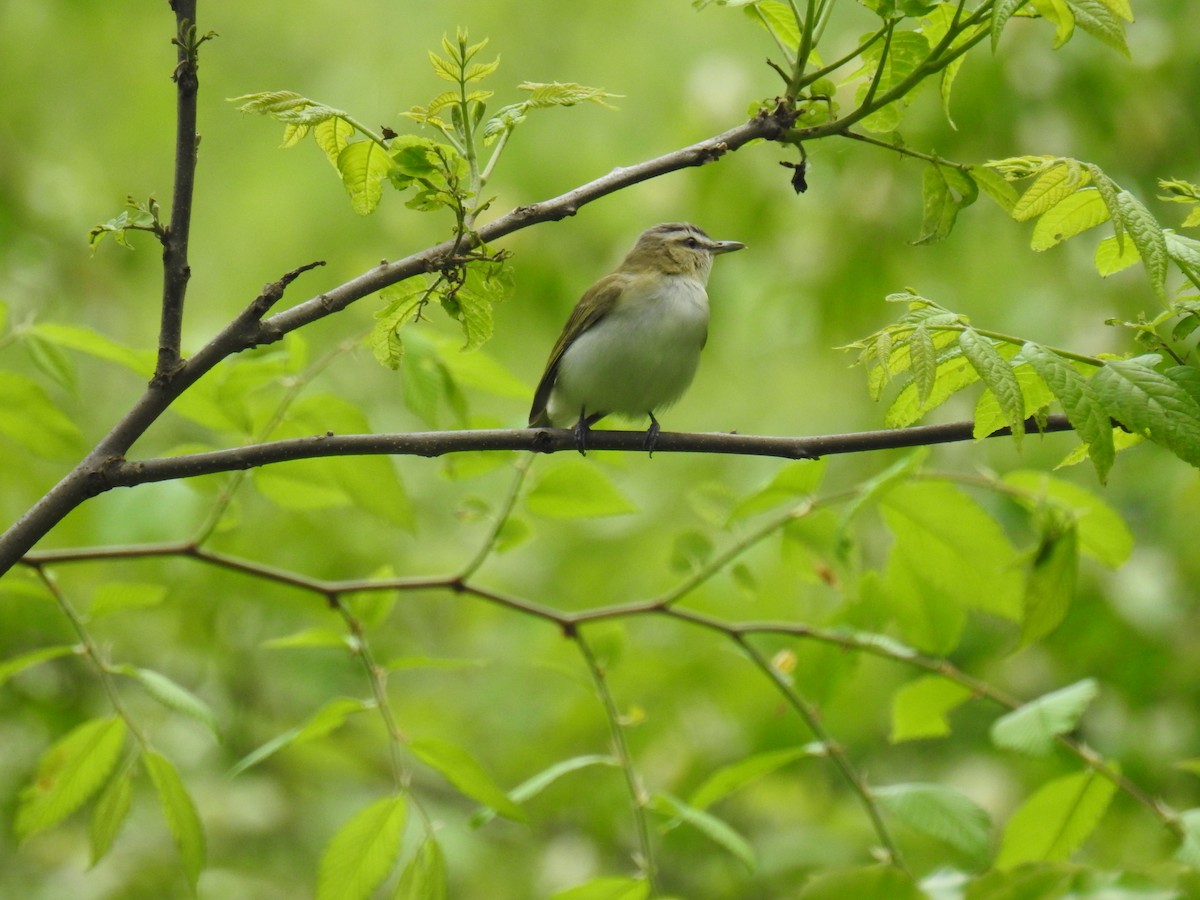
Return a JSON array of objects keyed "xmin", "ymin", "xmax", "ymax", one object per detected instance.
[
  {"xmin": 651, "ymin": 793, "xmax": 756, "ymax": 870},
  {"xmin": 799, "ymin": 865, "xmax": 923, "ymax": 899},
  {"xmin": 959, "ymin": 328, "xmax": 1025, "ymax": 443},
  {"xmin": 1115, "ymin": 191, "xmax": 1168, "ymax": 298},
  {"xmin": 1018, "ymin": 511, "xmax": 1079, "ymax": 647},
  {"xmin": 1020, "ymin": 344, "xmax": 1114, "ymax": 481},
  {"xmin": 1092, "ymin": 356, "xmax": 1200, "ymax": 467}
]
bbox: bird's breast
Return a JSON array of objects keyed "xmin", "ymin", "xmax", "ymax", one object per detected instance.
[{"xmin": 550, "ymin": 275, "xmax": 710, "ymax": 421}]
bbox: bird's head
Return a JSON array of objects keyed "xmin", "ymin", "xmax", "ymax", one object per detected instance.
[{"xmin": 621, "ymin": 222, "xmax": 745, "ymax": 279}]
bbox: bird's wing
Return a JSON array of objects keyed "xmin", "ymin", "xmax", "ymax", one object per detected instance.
[{"xmin": 528, "ymin": 273, "xmax": 629, "ymax": 427}]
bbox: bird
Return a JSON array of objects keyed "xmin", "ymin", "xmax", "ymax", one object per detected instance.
[{"xmin": 528, "ymin": 222, "xmax": 745, "ymax": 452}]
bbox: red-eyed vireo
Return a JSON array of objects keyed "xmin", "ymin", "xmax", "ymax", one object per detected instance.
[{"xmin": 528, "ymin": 222, "xmax": 745, "ymax": 451}]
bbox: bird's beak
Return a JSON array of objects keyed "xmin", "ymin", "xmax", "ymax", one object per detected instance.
[{"xmin": 709, "ymin": 239, "xmax": 746, "ymax": 255}]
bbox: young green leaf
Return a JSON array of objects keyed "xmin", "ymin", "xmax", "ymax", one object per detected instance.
[
  {"xmin": 1020, "ymin": 343, "xmax": 1114, "ymax": 481},
  {"xmin": 113, "ymin": 666, "xmax": 219, "ymax": 738},
  {"xmin": 995, "ymin": 768, "xmax": 1117, "ymax": 868},
  {"xmin": 1030, "ymin": 187, "xmax": 1110, "ymax": 251},
  {"xmin": 395, "ymin": 837, "xmax": 448, "ymax": 900},
  {"xmin": 0, "ymin": 645, "xmax": 77, "ymax": 689},
  {"xmin": 89, "ymin": 767, "xmax": 133, "ymax": 867},
  {"xmin": 1094, "ymin": 233, "xmax": 1141, "ymax": 276},
  {"xmin": 316, "ymin": 795, "xmax": 407, "ymax": 900},
  {"xmin": 526, "ymin": 463, "xmax": 638, "ymax": 519},
  {"xmin": 991, "ymin": 0, "xmax": 1029, "ymax": 49},
  {"xmin": 1011, "ymin": 161, "xmax": 1086, "ymax": 222},
  {"xmin": 990, "ymin": 678, "xmax": 1098, "ymax": 756},
  {"xmin": 30, "ymin": 323, "xmax": 155, "ymax": 377},
  {"xmin": 314, "ymin": 116, "xmax": 355, "ymax": 167},
  {"xmin": 1065, "ymin": 0, "xmax": 1129, "ymax": 56},
  {"xmin": 958, "ymin": 328, "xmax": 1024, "ymax": 443},
  {"xmin": 914, "ymin": 164, "xmax": 978, "ymax": 245},
  {"xmin": 1092, "ymin": 356, "xmax": 1200, "ymax": 467},
  {"xmin": 747, "ymin": 1, "xmax": 802, "ymax": 50},
  {"xmin": 337, "ymin": 141, "xmax": 396, "ymax": 216},
  {"xmin": 15, "ymin": 716, "xmax": 127, "ymax": 842},
  {"xmin": 874, "ymin": 782, "xmax": 992, "ymax": 863},
  {"xmin": 1114, "ymin": 190, "xmax": 1168, "ymax": 298},
  {"xmin": 856, "ymin": 31, "xmax": 932, "ymax": 134},
  {"xmin": 689, "ymin": 745, "xmax": 827, "ymax": 811},
  {"xmin": 230, "ymin": 697, "xmax": 372, "ymax": 777},
  {"xmin": 890, "ymin": 676, "xmax": 973, "ymax": 742},
  {"xmin": 145, "ymin": 751, "xmax": 206, "ymax": 890},
  {"xmin": 969, "ymin": 165, "xmax": 1020, "ymax": 213},
  {"xmin": 651, "ymin": 793, "xmax": 756, "ymax": 870},
  {"xmin": 410, "ymin": 737, "xmax": 527, "ymax": 822}
]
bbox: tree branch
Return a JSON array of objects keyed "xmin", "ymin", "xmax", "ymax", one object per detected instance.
[
  {"xmin": 93, "ymin": 415, "xmax": 1074, "ymax": 490},
  {"xmin": 156, "ymin": 1, "xmax": 202, "ymax": 383}
]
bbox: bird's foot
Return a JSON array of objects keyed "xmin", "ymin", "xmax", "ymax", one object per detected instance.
[
  {"xmin": 644, "ymin": 413, "xmax": 661, "ymax": 456},
  {"xmin": 573, "ymin": 414, "xmax": 591, "ymax": 456}
]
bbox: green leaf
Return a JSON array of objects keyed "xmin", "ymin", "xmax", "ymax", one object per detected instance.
[
  {"xmin": 1020, "ymin": 344, "xmax": 1114, "ymax": 481},
  {"xmin": 959, "ymin": 328, "xmax": 1024, "ymax": 443},
  {"xmin": 550, "ymin": 878, "xmax": 650, "ymax": 900},
  {"xmin": 1030, "ymin": 187, "xmax": 1110, "ymax": 251},
  {"xmin": 229, "ymin": 697, "xmax": 372, "ymax": 777},
  {"xmin": 748, "ymin": 1, "xmax": 802, "ymax": 49},
  {"xmin": 336, "ymin": 140, "xmax": 396, "ymax": 216},
  {"xmin": 798, "ymin": 865, "xmax": 924, "ymax": 899},
  {"xmin": 689, "ymin": 745, "xmax": 825, "ymax": 810},
  {"xmin": 89, "ymin": 582, "xmax": 168, "ymax": 618},
  {"xmin": 526, "ymin": 462, "xmax": 638, "ymax": 519},
  {"xmin": 0, "ymin": 371, "xmax": 84, "ymax": 459},
  {"xmin": 874, "ymin": 782, "xmax": 992, "ymax": 863},
  {"xmin": 651, "ymin": 793, "xmax": 755, "ymax": 870},
  {"xmin": 1094, "ymin": 233, "xmax": 1141, "ymax": 276},
  {"xmin": 30, "ymin": 323, "xmax": 154, "ymax": 376},
  {"xmin": 991, "ymin": 678, "xmax": 1098, "ymax": 756},
  {"xmin": 0, "ymin": 645, "xmax": 76, "ymax": 689},
  {"xmin": 371, "ymin": 278, "xmax": 429, "ymax": 370},
  {"xmin": 144, "ymin": 751, "xmax": 206, "ymax": 889},
  {"xmin": 471, "ymin": 753, "xmax": 617, "ymax": 827},
  {"xmin": 995, "ymin": 767, "xmax": 1117, "ymax": 868},
  {"xmin": 727, "ymin": 459, "xmax": 827, "ymax": 523},
  {"xmin": 1012, "ymin": 161, "xmax": 1086, "ymax": 222},
  {"xmin": 970, "ymin": 165, "xmax": 1021, "ymax": 213},
  {"xmin": 880, "ymin": 481, "xmax": 1024, "ymax": 652},
  {"xmin": 314, "ymin": 116, "xmax": 355, "ymax": 167},
  {"xmin": 89, "ymin": 767, "xmax": 133, "ymax": 867},
  {"xmin": 316, "ymin": 795, "xmax": 407, "ymax": 900},
  {"xmin": 394, "ymin": 837, "xmax": 448, "ymax": 900},
  {"xmin": 261, "ymin": 627, "xmax": 349, "ymax": 650},
  {"xmin": 1018, "ymin": 512, "xmax": 1079, "ymax": 647},
  {"xmin": 114, "ymin": 666, "xmax": 219, "ymax": 737},
  {"xmin": 517, "ymin": 81, "xmax": 621, "ymax": 110},
  {"xmin": 909, "ymin": 324, "xmax": 937, "ymax": 404},
  {"xmin": 973, "ymin": 362, "xmax": 1054, "ymax": 440},
  {"xmin": 1031, "ymin": 0, "xmax": 1076, "ymax": 48},
  {"xmin": 1066, "ymin": 0, "xmax": 1129, "ymax": 55},
  {"xmin": 914, "ymin": 164, "xmax": 978, "ymax": 245},
  {"xmin": 856, "ymin": 31, "xmax": 931, "ymax": 133},
  {"xmin": 1115, "ymin": 190, "xmax": 1168, "ymax": 298},
  {"xmin": 890, "ymin": 676, "xmax": 973, "ymax": 742},
  {"xmin": 885, "ymin": 353, "xmax": 980, "ymax": 428},
  {"xmin": 990, "ymin": 0, "xmax": 1030, "ymax": 49},
  {"xmin": 16, "ymin": 716, "xmax": 127, "ymax": 841},
  {"xmin": 1002, "ymin": 471, "xmax": 1132, "ymax": 567},
  {"xmin": 410, "ymin": 737, "xmax": 527, "ymax": 822},
  {"xmin": 1093, "ymin": 356, "xmax": 1200, "ymax": 467},
  {"xmin": 23, "ymin": 332, "xmax": 78, "ymax": 393}
]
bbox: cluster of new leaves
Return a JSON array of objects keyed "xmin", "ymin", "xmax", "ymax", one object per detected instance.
[{"xmin": 850, "ymin": 161, "xmax": 1200, "ymax": 482}]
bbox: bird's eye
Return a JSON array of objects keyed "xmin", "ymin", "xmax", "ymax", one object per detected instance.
[{"xmin": 685, "ymin": 237, "xmax": 698, "ymax": 249}]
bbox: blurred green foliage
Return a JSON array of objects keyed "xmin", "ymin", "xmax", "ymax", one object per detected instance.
[{"xmin": 1, "ymin": 1, "xmax": 1200, "ymax": 898}]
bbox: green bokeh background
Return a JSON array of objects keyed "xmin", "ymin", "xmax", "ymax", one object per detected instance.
[{"xmin": 1, "ymin": 1, "xmax": 1199, "ymax": 897}]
